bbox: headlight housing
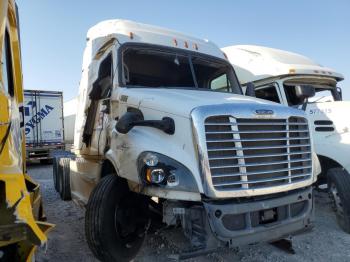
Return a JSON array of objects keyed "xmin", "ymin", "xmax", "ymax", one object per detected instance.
[{"xmin": 138, "ymin": 152, "xmax": 199, "ymax": 193}]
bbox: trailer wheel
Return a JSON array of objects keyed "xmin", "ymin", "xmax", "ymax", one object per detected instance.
[
  {"xmin": 328, "ymin": 168, "xmax": 350, "ymax": 233},
  {"xmin": 85, "ymin": 175, "xmax": 149, "ymax": 262},
  {"xmin": 53, "ymin": 157, "xmax": 60, "ymax": 192},
  {"xmin": 56, "ymin": 157, "xmax": 63, "ymax": 194},
  {"xmin": 59, "ymin": 158, "xmax": 71, "ymax": 201}
]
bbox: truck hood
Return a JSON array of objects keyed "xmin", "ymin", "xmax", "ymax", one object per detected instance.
[
  {"xmin": 119, "ymin": 88, "xmax": 281, "ymax": 118},
  {"xmin": 306, "ymin": 101, "xmax": 350, "ymax": 131}
]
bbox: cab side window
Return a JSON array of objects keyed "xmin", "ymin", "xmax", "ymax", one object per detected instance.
[
  {"xmin": 255, "ymin": 85, "xmax": 280, "ymax": 103},
  {"xmin": 90, "ymin": 53, "xmax": 113, "ymax": 99},
  {"xmin": 283, "ymin": 85, "xmax": 304, "ymax": 106},
  {"xmin": 210, "ymin": 73, "xmax": 231, "ymax": 92},
  {"xmin": 1, "ymin": 29, "xmax": 14, "ymax": 97}
]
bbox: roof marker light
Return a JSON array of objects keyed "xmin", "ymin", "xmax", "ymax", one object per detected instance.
[
  {"xmin": 184, "ymin": 41, "xmax": 189, "ymax": 48},
  {"xmin": 289, "ymin": 68, "xmax": 296, "ymax": 74},
  {"xmin": 129, "ymin": 32, "xmax": 134, "ymax": 39},
  {"xmin": 328, "ymin": 71, "xmax": 333, "ymax": 75},
  {"xmin": 173, "ymin": 39, "xmax": 178, "ymax": 46},
  {"xmin": 193, "ymin": 43, "xmax": 198, "ymax": 50},
  {"xmin": 321, "ymin": 71, "xmax": 326, "ymax": 74},
  {"xmin": 314, "ymin": 70, "xmax": 319, "ymax": 73},
  {"xmin": 223, "ymin": 52, "xmax": 228, "ymax": 59}
]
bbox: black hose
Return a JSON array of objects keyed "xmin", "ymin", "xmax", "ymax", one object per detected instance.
[{"xmin": 0, "ymin": 122, "xmax": 12, "ymax": 155}]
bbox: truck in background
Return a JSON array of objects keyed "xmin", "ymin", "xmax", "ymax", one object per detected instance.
[
  {"xmin": 0, "ymin": 0, "xmax": 53, "ymax": 260},
  {"xmin": 63, "ymin": 97, "xmax": 77, "ymax": 149},
  {"xmin": 54, "ymin": 20, "xmax": 320, "ymax": 260},
  {"xmin": 223, "ymin": 45, "xmax": 350, "ymax": 233},
  {"xmin": 24, "ymin": 89, "xmax": 65, "ymax": 163}
]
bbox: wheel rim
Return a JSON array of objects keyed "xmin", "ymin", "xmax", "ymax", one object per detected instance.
[
  {"xmin": 114, "ymin": 194, "xmax": 148, "ymax": 248},
  {"xmin": 330, "ymin": 182, "xmax": 345, "ymax": 218}
]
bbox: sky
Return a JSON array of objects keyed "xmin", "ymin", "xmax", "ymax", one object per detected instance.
[{"xmin": 17, "ymin": 0, "xmax": 350, "ymax": 101}]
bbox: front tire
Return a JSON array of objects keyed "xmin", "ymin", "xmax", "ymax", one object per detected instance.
[
  {"xmin": 328, "ymin": 168, "xmax": 350, "ymax": 233},
  {"xmin": 85, "ymin": 175, "xmax": 149, "ymax": 262}
]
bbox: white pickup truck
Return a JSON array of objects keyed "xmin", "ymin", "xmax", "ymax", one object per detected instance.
[
  {"xmin": 54, "ymin": 21, "xmax": 320, "ymax": 260},
  {"xmin": 223, "ymin": 45, "xmax": 350, "ymax": 233}
]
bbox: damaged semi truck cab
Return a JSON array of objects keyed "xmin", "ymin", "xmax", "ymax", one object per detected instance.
[
  {"xmin": 56, "ymin": 20, "xmax": 319, "ymax": 261},
  {"xmin": 0, "ymin": 0, "xmax": 53, "ymax": 260}
]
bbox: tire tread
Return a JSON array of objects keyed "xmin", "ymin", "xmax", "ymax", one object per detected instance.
[
  {"xmin": 85, "ymin": 175, "xmax": 117, "ymax": 260},
  {"xmin": 328, "ymin": 168, "xmax": 350, "ymax": 233}
]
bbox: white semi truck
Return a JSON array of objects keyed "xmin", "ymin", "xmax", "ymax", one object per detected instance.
[
  {"xmin": 223, "ymin": 45, "xmax": 350, "ymax": 233},
  {"xmin": 55, "ymin": 20, "xmax": 320, "ymax": 261}
]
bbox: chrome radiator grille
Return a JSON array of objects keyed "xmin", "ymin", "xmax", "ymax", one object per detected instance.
[{"xmin": 205, "ymin": 116, "xmax": 312, "ymax": 190}]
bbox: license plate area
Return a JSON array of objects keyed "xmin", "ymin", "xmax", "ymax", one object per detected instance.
[{"xmin": 259, "ymin": 208, "xmax": 278, "ymax": 224}]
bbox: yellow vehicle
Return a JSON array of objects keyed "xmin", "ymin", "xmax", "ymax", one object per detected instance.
[{"xmin": 0, "ymin": 0, "xmax": 53, "ymax": 260}]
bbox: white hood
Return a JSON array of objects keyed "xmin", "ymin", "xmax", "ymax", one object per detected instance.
[
  {"xmin": 118, "ymin": 88, "xmax": 283, "ymax": 118},
  {"xmin": 306, "ymin": 101, "xmax": 350, "ymax": 131}
]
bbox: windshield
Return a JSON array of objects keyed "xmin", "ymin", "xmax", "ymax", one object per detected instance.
[
  {"xmin": 308, "ymin": 88, "xmax": 335, "ymax": 103},
  {"xmin": 120, "ymin": 45, "xmax": 242, "ymax": 94},
  {"xmin": 283, "ymin": 84, "xmax": 338, "ymax": 106}
]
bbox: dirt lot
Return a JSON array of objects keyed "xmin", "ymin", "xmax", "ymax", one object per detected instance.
[{"xmin": 29, "ymin": 163, "xmax": 350, "ymax": 262}]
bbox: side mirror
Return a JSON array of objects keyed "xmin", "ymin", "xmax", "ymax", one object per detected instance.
[
  {"xmin": 295, "ymin": 85, "xmax": 315, "ymax": 100},
  {"xmin": 245, "ymin": 82, "xmax": 256, "ymax": 97},
  {"xmin": 116, "ymin": 111, "xmax": 144, "ymax": 134},
  {"xmin": 295, "ymin": 85, "xmax": 315, "ymax": 111},
  {"xmin": 116, "ymin": 110, "xmax": 175, "ymax": 135},
  {"xmin": 333, "ymin": 87, "xmax": 342, "ymax": 101}
]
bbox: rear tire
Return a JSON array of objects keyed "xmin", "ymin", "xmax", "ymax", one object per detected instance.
[
  {"xmin": 328, "ymin": 168, "xmax": 350, "ymax": 233},
  {"xmin": 52, "ymin": 157, "xmax": 60, "ymax": 192},
  {"xmin": 58, "ymin": 157, "xmax": 71, "ymax": 201},
  {"xmin": 85, "ymin": 175, "xmax": 149, "ymax": 262}
]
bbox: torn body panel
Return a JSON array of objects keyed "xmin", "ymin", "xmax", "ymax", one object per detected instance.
[
  {"xmin": 0, "ymin": 0, "xmax": 53, "ymax": 260},
  {"xmin": 0, "ymin": 173, "xmax": 54, "ymax": 260}
]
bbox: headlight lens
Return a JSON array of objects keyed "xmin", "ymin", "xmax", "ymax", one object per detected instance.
[
  {"xmin": 146, "ymin": 168, "xmax": 166, "ymax": 184},
  {"xmin": 143, "ymin": 152, "xmax": 159, "ymax": 167},
  {"xmin": 138, "ymin": 152, "xmax": 199, "ymax": 192}
]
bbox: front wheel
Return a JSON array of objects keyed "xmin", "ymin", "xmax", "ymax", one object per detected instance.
[
  {"xmin": 85, "ymin": 175, "xmax": 149, "ymax": 262},
  {"xmin": 328, "ymin": 168, "xmax": 350, "ymax": 233}
]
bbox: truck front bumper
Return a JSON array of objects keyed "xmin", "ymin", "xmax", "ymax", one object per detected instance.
[
  {"xmin": 203, "ymin": 187, "xmax": 313, "ymax": 246},
  {"xmin": 180, "ymin": 187, "xmax": 313, "ymax": 248}
]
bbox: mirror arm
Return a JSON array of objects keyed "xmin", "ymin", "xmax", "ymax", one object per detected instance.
[
  {"xmin": 301, "ymin": 98, "xmax": 308, "ymax": 111},
  {"xmin": 133, "ymin": 117, "xmax": 175, "ymax": 135}
]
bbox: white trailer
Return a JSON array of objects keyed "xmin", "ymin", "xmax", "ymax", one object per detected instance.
[
  {"xmin": 223, "ymin": 45, "xmax": 350, "ymax": 233},
  {"xmin": 54, "ymin": 20, "xmax": 320, "ymax": 260},
  {"xmin": 63, "ymin": 97, "xmax": 77, "ymax": 147},
  {"xmin": 24, "ymin": 90, "xmax": 65, "ymax": 162}
]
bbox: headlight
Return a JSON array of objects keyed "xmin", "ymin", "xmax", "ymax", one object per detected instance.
[
  {"xmin": 143, "ymin": 152, "xmax": 159, "ymax": 167},
  {"xmin": 146, "ymin": 168, "xmax": 166, "ymax": 184},
  {"xmin": 138, "ymin": 152, "xmax": 199, "ymax": 192}
]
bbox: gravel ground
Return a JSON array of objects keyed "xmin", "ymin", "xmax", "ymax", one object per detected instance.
[{"xmin": 28, "ymin": 163, "xmax": 350, "ymax": 262}]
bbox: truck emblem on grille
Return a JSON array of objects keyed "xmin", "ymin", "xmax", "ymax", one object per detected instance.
[{"xmin": 255, "ymin": 109, "xmax": 274, "ymax": 115}]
